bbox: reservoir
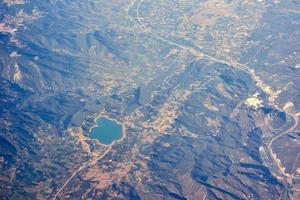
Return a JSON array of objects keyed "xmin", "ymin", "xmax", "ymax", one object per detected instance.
[{"xmin": 90, "ymin": 117, "xmax": 122, "ymax": 145}]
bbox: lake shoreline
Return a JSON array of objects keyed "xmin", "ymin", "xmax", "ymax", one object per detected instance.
[{"xmin": 89, "ymin": 114, "xmax": 124, "ymax": 146}]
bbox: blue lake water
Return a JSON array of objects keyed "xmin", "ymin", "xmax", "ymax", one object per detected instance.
[{"xmin": 90, "ymin": 117, "xmax": 122, "ymax": 145}]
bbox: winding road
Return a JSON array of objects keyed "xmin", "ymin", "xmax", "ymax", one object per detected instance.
[
  {"xmin": 267, "ymin": 107, "xmax": 299, "ymax": 180},
  {"xmin": 52, "ymin": 0, "xmax": 299, "ymax": 199},
  {"xmin": 137, "ymin": 0, "xmax": 298, "ymax": 181}
]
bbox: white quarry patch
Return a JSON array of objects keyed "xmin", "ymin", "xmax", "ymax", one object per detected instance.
[
  {"xmin": 245, "ymin": 92, "xmax": 263, "ymax": 109},
  {"xmin": 9, "ymin": 51, "xmax": 18, "ymax": 57},
  {"xmin": 283, "ymin": 101, "xmax": 294, "ymax": 111},
  {"xmin": 3, "ymin": 0, "xmax": 24, "ymax": 7},
  {"xmin": 13, "ymin": 63, "xmax": 22, "ymax": 82}
]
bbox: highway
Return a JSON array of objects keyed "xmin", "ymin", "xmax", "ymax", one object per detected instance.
[
  {"xmin": 52, "ymin": 0, "xmax": 299, "ymax": 199},
  {"xmin": 137, "ymin": 0, "xmax": 299, "ymax": 187}
]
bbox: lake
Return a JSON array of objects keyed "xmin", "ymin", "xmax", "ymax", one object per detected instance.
[{"xmin": 90, "ymin": 117, "xmax": 122, "ymax": 145}]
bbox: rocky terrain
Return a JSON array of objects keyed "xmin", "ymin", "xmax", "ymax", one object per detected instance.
[{"xmin": 0, "ymin": 0, "xmax": 300, "ymax": 199}]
